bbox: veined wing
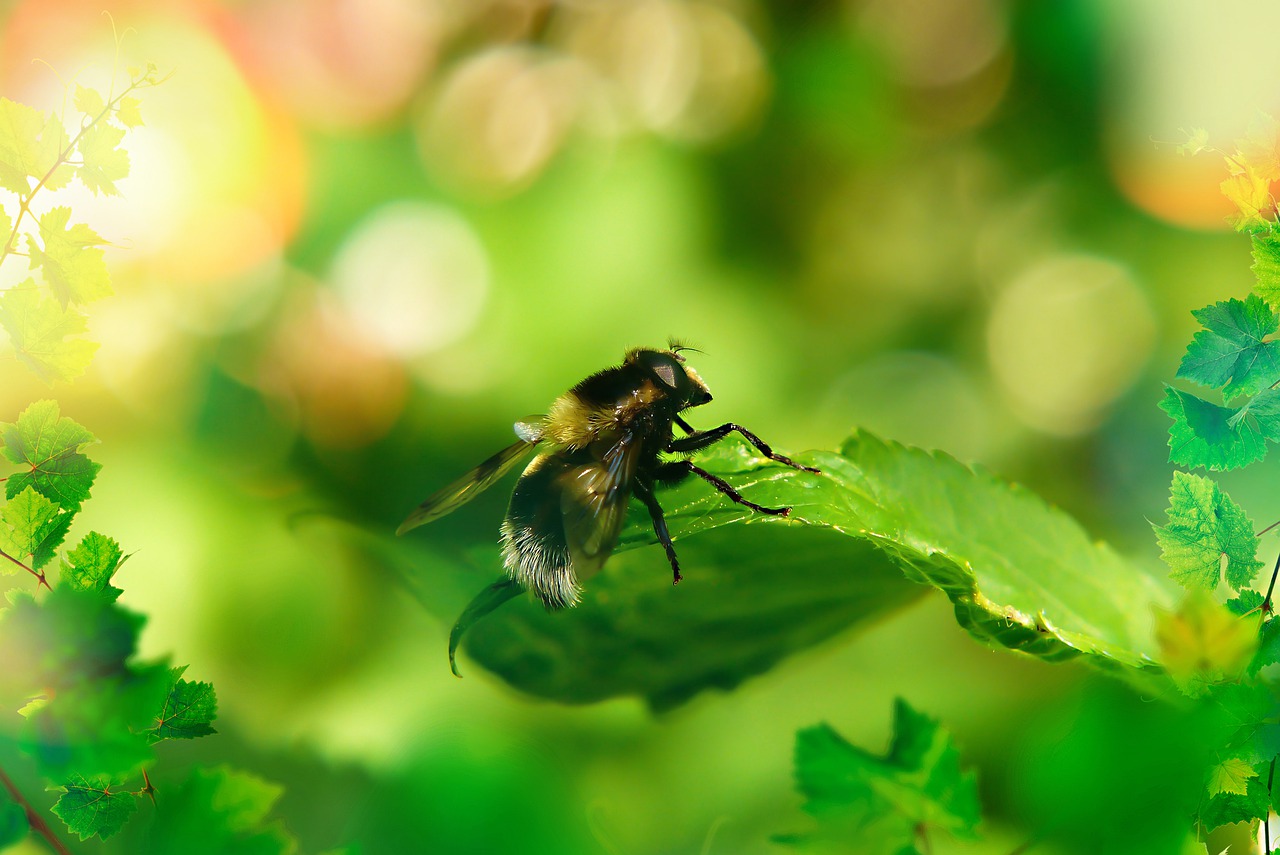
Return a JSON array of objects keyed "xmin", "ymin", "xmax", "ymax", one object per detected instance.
[
  {"xmin": 398, "ymin": 439, "xmax": 539, "ymax": 535},
  {"xmin": 558, "ymin": 432, "xmax": 644, "ymax": 579}
]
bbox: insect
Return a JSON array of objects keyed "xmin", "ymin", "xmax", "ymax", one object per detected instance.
[{"xmin": 398, "ymin": 344, "xmax": 818, "ymax": 642}]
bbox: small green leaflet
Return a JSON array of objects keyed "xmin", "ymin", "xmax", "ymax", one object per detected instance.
[
  {"xmin": 1253, "ymin": 231, "xmax": 1280, "ymax": 312},
  {"xmin": 0, "ymin": 284, "xmax": 99, "ymax": 383},
  {"xmin": 1, "ymin": 399, "xmax": 101, "ymax": 510},
  {"xmin": 1177, "ymin": 295, "xmax": 1280, "ymax": 398},
  {"xmin": 1207, "ymin": 757, "xmax": 1258, "ymax": 797},
  {"xmin": 26, "ymin": 206, "xmax": 111, "ymax": 307},
  {"xmin": 781, "ymin": 699, "xmax": 979, "ymax": 854},
  {"xmin": 152, "ymin": 666, "xmax": 218, "ymax": 740},
  {"xmin": 76, "ymin": 121, "xmax": 129, "ymax": 197},
  {"xmin": 0, "ymin": 486, "xmax": 70, "ymax": 570},
  {"xmin": 51, "ymin": 774, "xmax": 138, "ymax": 841},
  {"xmin": 1153, "ymin": 472, "xmax": 1262, "ymax": 592},
  {"xmin": 1160, "ymin": 386, "xmax": 1278, "ymax": 470},
  {"xmin": 60, "ymin": 531, "xmax": 123, "ymax": 600}
]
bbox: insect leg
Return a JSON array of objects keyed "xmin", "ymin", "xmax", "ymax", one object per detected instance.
[
  {"xmin": 667, "ymin": 422, "xmax": 820, "ymax": 473},
  {"xmin": 634, "ymin": 477, "xmax": 683, "ymax": 584},
  {"xmin": 655, "ymin": 460, "xmax": 791, "ymax": 516}
]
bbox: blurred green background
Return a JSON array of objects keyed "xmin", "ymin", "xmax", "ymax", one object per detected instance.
[{"xmin": 1, "ymin": 0, "xmax": 1276, "ymax": 852}]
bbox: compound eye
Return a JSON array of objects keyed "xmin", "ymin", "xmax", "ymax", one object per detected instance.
[{"xmin": 651, "ymin": 360, "xmax": 679, "ymax": 389}]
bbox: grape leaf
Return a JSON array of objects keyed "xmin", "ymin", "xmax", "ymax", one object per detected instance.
[
  {"xmin": 0, "ymin": 486, "xmax": 71, "ymax": 570},
  {"xmin": 1177, "ymin": 296, "xmax": 1280, "ymax": 398},
  {"xmin": 51, "ymin": 774, "xmax": 137, "ymax": 841},
  {"xmin": 1253, "ymin": 231, "xmax": 1280, "ymax": 311},
  {"xmin": 0, "ymin": 99, "xmax": 70, "ymax": 194},
  {"xmin": 1177, "ymin": 127, "xmax": 1210, "ymax": 157},
  {"xmin": 1230, "ymin": 386, "xmax": 1280, "ymax": 440},
  {"xmin": 0, "ymin": 284, "xmax": 99, "ymax": 383},
  {"xmin": 1155, "ymin": 593, "xmax": 1257, "ymax": 697},
  {"xmin": 1153, "ymin": 471, "xmax": 1262, "ymax": 592},
  {"xmin": 463, "ymin": 434, "xmax": 1175, "ymax": 707},
  {"xmin": 116, "ymin": 97, "xmax": 143, "ymax": 128},
  {"xmin": 1207, "ymin": 758, "xmax": 1258, "ymax": 797},
  {"xmin": 76, "ymin": 122, "xmax": 129, "ymax": 197},
  {"xmin": 147, "ymin": 766, "xmax": 295, "ymax": 855},
  {"xmin": 1227, "ymin": 590, "xmax": 1266, "ymax": 615},
  {"xmin": 0, "ymin": 794, "xmax": 26, "ymax": 849},
  {"xmin": 73, "ymin": 85, "xmax": 105, "ymax": 118},
  {"xmin": 779, "ymin": 700, "xmax": 978, "ymax": 854},
  {"xmin": 26, "ymin": 207, "xmax": 111, "ymax": 306},
  {"xmin": 1160, "ymin": 386, "xmax": 1267, "ymax": 471},
  {"xmin": 1, "ymin": 399, "xmax": 102, "ymax": 510},
  {"xmin": 60, "ymin": 531, "xmax": 123, "ymax": 600},
  {"xmin": 151, "ymin": 666, "xmax": 217, "ymax": 740},
  {"xmin": 1196, "ymin": 762, "xmax": 1273, "ymax": 831}
]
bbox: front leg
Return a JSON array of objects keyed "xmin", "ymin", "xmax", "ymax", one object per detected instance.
[
  {"xmin": 668, "ymin": 419, "xmax": 820, "ymax": 474},
  {"xmin": 653, "ymin": 460, "xmax": 791, "ymax": 517}
]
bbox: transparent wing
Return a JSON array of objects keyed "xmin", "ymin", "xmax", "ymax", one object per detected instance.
[
  {"xmin": 397, "ymin": 439, "xmax": 539, "ymax": 535},
  {"xmin": 557, "ymin": 433, "xmax": 643, "ymax": 579}
]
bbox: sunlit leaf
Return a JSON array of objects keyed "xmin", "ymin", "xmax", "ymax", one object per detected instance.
[
  {"xmin": 51, "ymin": 774, "xmax": 138, "ymax": 841},
  {"xmin": 1253, "ymin": 231, "xmax": 1280, "ymax": 311},
  {"xmin": 73, "ymin": 85, "xmax": 105, "ymax": 118},
  {"xmin": 0, "ymin": 99, "xmax": 68, "ymax": 194},
  {"xmin": 1, "ymin": 399, "xmax": 101, "ymax": 511},
  {"xmin": 1177, "ymin": 127, "xmax": 1210, "ymax": 157},
  {"xmin": 1153, "ymin": 471, "xmax": 1262, "ymax": 592},
  {"xmin": 465, "ymin": 435, "xmax": 1175, "ymax": 707},
  {"xmin": 26, "ymin": 207, "xmax": 111, "ymax": 307},
  {"xmin": 116, "ymin": 97, "xmax": 143, "ymax": 128},
  {"xmin": 1207, "ymin": 757, "xmax": 1258, "ymax": 797},
  {"xmin": 1177, "ymin": 296, "xmax": 1280, "ymax": 398},
  {"xmin": 1196, "ymin": 762, "xmax": 1272, "ymax": 831},
  {"xmin": 151, "ymin": 666, "xmax": 218, "ymax": 740},
  {"xmin": 0, "ymin": 486, "xmax": 70, "ymax": 571},
  {"xmin": 0, "ymin": 284, "xmax": 98, "ymax": 383},
  {"xmin": 76, "ymin": 122, "xmax": 129, "ymax": 197},
  {"xmin": 60, "ymin": 531, "xmax": 123, "ymax": 600}
]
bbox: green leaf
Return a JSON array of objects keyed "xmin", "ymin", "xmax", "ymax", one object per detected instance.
[
  {"xmin": 26, "ymin": 207, "xmax": 111, "ymax": 307},
  {"xmin": 1153, "ymin": 471, "xmax": 1262, "ymax": 592},
  {"xmin": 0, "ymin": 794, "xmax": 27, "ymax": 849},
  {"xmin": 781, "ymin": 700, "xmax": 979, "ymax": 854},
  {"xmin": 73, "ymin": 85, "xmax": 105, "ymax": 118},
  {"xmin": 1, "ymin": 399, "xmax": 102, "ymax": 511},
  {"xmin": 151, "ymin": 666, "xmax": 218, "ymax": 740},
  {"xmin": 0, "ymin": 284, "xmax": 99, "ymax": 383},
  {"xmin": 1197, "ymin": 762, "xmax": 1273, "ymax": 831},
  {"xmin": 1178, "ymin": 296, "xmax": 1280, "ymax": 397},
  {"xmin": 1227, "ymin": 590, "xmax": 1266, "ymax": 615},
  {"xmin": 1252, "ymin": 231, "xmax": 1280, "ymax": 311},
  {"xmin": 1207, "ymin": 758, "xmax": 1258, "ymax": 797},
  {"xmin": 60, "ymin": 531, "xmax": 123, "ymax": 599},
  {"xmin": 76, "ymin": 121, "xmax": 129, "ymax": 196},
  {"xmin": 0, "ymin": 99, "xmax": 70, "ymax": 194},
  {"xmin": 1155, "ymin": 593, "xmax": 1257, "ymax": 697},
  {"xmin": 116, "ymin": 96, "xmax": 143, "ymax": 128},
  {"xmin": 1231, "ymin": 387, "xmax": 1280, "ymax": 440},
  {"xmin": 147, "ymin": 766, "xmax": 295, "ymax": 855},
  {"xmin": 464, "ymin": 434, "xmax": 1175, "ymax": 708},
  {"xmin": 51, "ymin": 774, "xmax": 137, "ymax": 841},
  {"xmin": 0, "ymin": 486, "xmax": 71, "ymax": 570},
  {"xmin": 1160, "ymin": 386, "xmax": 1267, "ymax": 471}
]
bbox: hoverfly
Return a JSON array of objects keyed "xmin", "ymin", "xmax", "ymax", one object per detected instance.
[{"xmin": 398, "ymin": 344, "xmax": 818, "ymax": 671}]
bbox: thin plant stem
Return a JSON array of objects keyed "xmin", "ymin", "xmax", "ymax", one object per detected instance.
[{"xmin": 0, "ymin": 763, "xmax": 70, "ymax": 855}]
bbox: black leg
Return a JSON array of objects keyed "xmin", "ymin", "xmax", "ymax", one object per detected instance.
[
  {"xmin": 667, "ymin": 422, "xmax": 820, "ymax": 474},
  {"xmin": 689, "ymin": 461, "xmax": 791, "ymax": 516},
  {"xmin": 634, "ymin": 478, "xmax": 683, "ymax": 584}
]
